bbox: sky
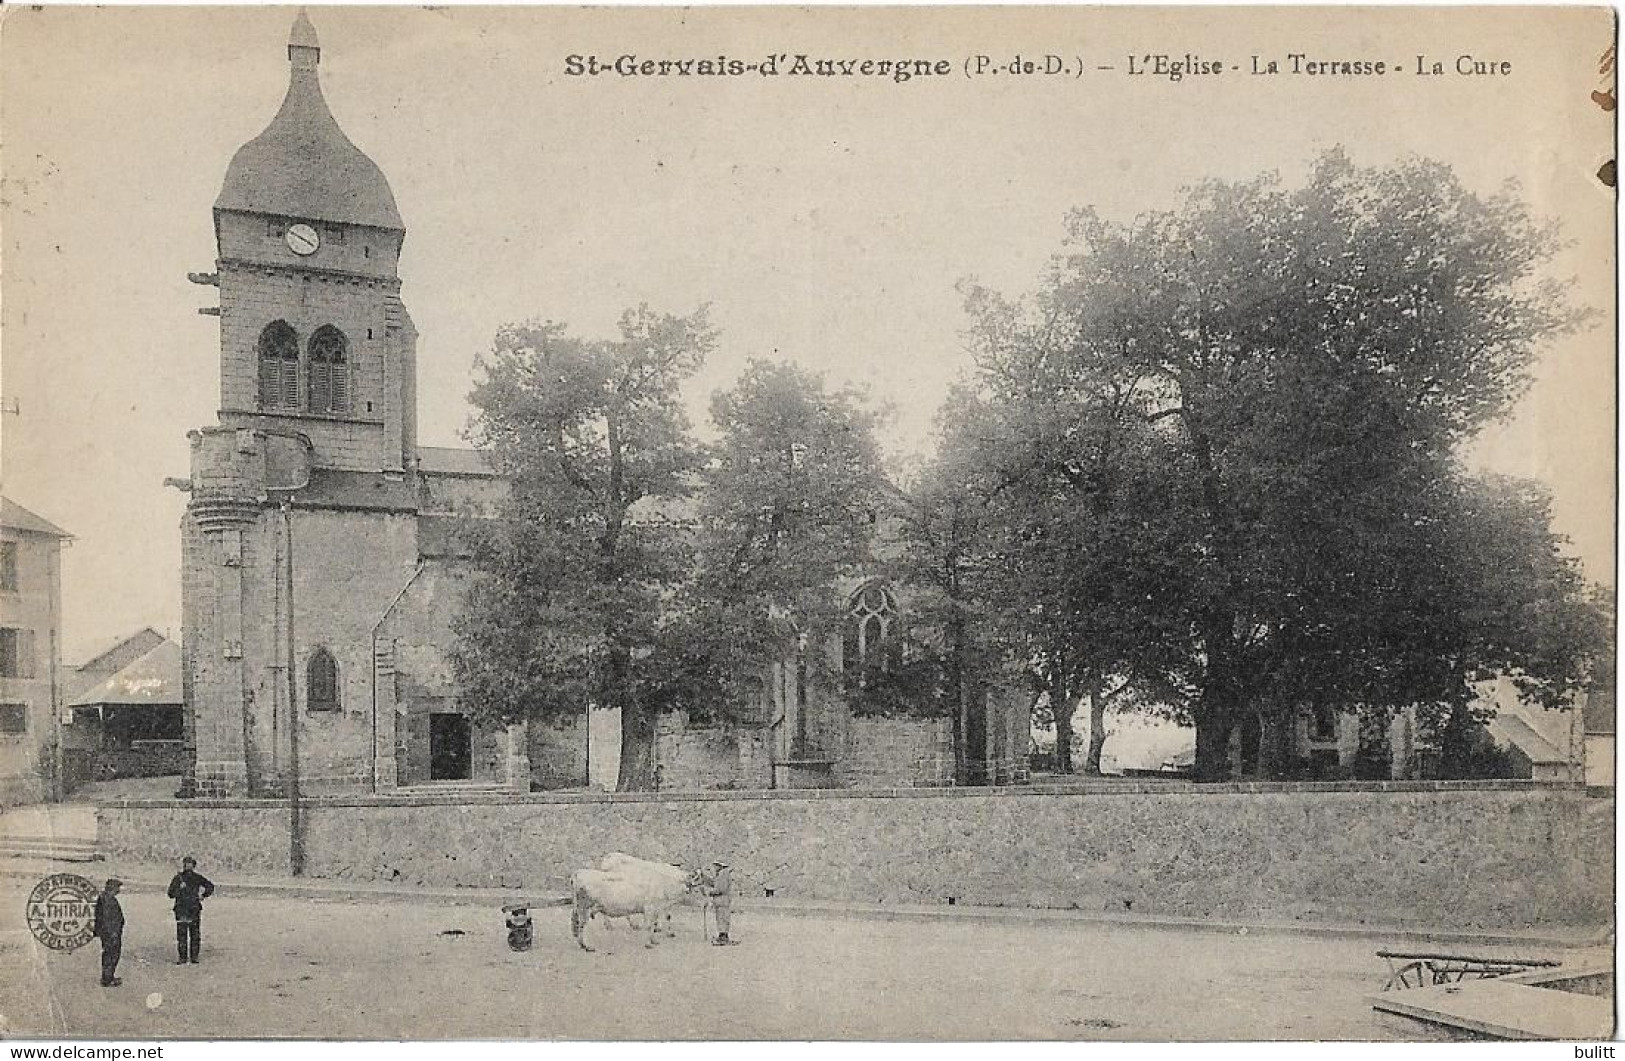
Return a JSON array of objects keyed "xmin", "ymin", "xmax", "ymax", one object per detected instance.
[{"xmin": 0, "ymin": 5, "xmax": 1614, "ymax": 663}]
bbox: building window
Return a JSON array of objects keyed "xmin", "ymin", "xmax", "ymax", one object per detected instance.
[
  {"xmin": 307, "ymin": 648, "xmax": 339, "ymax": 711},
  {"xmin": 0, "ymin": 703, "xmax": 25, "ymax": 734},
  {"xmin": 258, "ymin": 321, "xmax": 301, "ymax": 410},
  {"xmin": 1309, "ymin": 704, "xmax": 1338, "ymax": 742},
  {"xmin": 0, "ymin": 541, "xmax": 16, "ymax": 591},
  {"xmin": 0, "ymin": 628, "xmax": 35, "ymax": 679},
  {"xmin": 843, "ymin": 581, "xmax": 900, "ymax": 686},
  {"xmin": 308, "ymin": 326, "xmax": 350, "ymax": 415}
]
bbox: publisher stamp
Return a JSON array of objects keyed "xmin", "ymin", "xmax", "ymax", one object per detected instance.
[{"xmin": 24, "ymin": 873, "xmax": 98, "ymax": 952}]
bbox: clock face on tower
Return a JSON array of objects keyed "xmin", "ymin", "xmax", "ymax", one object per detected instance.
[{"xmin": 285, "ymin": 223, "xmax": 320, "ymax": 256}]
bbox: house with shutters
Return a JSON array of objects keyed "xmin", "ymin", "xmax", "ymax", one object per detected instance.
[
  {"xmin": 0, "ymin": 497, "xmax": 71, "ymax": 805},
  {"xmin": 177, "ymin": 13, "xmax": 1029, "ymax": 799}
]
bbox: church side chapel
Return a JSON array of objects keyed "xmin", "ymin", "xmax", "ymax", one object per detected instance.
[{"xmin": 178, "ymin": 13, "xmax": 1030, "ymax": 798}]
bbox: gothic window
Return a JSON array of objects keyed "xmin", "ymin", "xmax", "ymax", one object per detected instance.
[
  {"xmin": 308, "ymin": 326, "xmax": 350, "ymax": 415},
  {"xmin": 307, "ymin": 648, "xmax": 340, "ymax": 712},
  {"xmin": 258, "ymin": 321, "xmax": 300, "ymax": 410},
  {"xmin": 843, "ymin": 581, "xmax": 900, "ymax": 686}
]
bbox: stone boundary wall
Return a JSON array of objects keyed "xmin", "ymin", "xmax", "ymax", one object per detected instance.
[{"xmin": 98, "ymin": 781, "xmax": 1613, "ymax": 931}]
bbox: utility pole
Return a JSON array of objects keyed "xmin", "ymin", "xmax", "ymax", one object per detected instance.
[{"xmin": 280, "ymin": 499, "xmax": 304, "ymax": 876}]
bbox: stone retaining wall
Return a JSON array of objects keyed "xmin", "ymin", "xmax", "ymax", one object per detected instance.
[{"xmin": 97, "ymin": 781, "xmax": 1613, "ymax": 932}]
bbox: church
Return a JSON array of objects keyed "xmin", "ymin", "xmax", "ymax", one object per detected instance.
[{"xmin": 179, "ymin": 13, "xmax": 1030, "ymax": 799}]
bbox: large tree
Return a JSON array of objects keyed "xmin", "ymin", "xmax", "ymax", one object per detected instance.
[
  {"xmin": 916, "ymin": 356, "xmax": 1192, "ymax": 776},
  {"xmin": 687, "ymin": 360, "xmax": 889, "ymax": 740},
  {"xmin": 961, "ymin": 150, "xmax": 1599, "ymax": 779},
  {"xmin": 452, "ymin": 306, "xmax": 713, "ymax": 790}
]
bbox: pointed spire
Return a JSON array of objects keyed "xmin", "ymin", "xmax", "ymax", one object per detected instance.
[
  {"xmin": 216, "ymin": 7, "xmax": 403, "ymax": 231},
  {"xmin": 289, "ymin": 8, "xmax": 320, "ymax": 64}
]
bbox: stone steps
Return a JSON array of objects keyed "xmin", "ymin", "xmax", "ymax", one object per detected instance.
[{"xmin": 392, "ymin": 782, "xmax": 512, "ymax": 796}]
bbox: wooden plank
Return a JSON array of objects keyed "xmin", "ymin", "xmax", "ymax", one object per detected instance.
[
  {"xmin": 1376, "ymin": 950, "xmax": 1560, "ymax": 967},
  {"xmin": 1371, "ymin": 978, "xmax": 1614, "ymax": 1040}
]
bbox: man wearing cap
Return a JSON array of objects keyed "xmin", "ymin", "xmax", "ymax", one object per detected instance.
[
  {"xmin": 703, "ymin": 860, "xmax": 738, "ymax": 946},
  {"xmin": 91, "ymin": 878, "xmax": 124, "ymax": 987},
  {"xmin": 167, "ymin": 855, "xmax": 215, "ymax": 965}
]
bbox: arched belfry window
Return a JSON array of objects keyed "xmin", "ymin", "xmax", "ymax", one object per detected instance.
[
  {"xmin": 307, "ymin": 648, "xmax": 340, "ymax": 712},
  {"xmin": 258, "ymin": 321, "xmax": 300, "ymax": 410},
  {"xmin": 843, "ymin": 581, "xmax": 900, "ymax": 686},
  {"xmin": 308, "ymin": 326, "xmax": 350, "ymax": 415}
]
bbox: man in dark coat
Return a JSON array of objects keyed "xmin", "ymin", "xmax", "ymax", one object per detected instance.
[
  {"xmin": 167, "ymin": 856, "xmax": 215, "ymax": 965},
  {"xmin": 92, "ymin": 878, "xmax": 124, "ymax": 987}
]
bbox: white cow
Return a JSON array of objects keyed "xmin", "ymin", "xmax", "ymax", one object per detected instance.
[
  {"xmin": 570, "ymin": 864, "xmax": 701, "ymax": 952},
  {"xmin": 597, "ymin": 853, "xmax": 690, "ymax": 938}
]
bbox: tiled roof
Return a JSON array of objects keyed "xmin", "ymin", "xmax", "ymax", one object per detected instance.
[
  {"xmin": 0, "ymin": 497, "xmax": 71, "ymax": 538},
  {"xmin": 294, "ymin": 468, "xmax": 419, "ymax": 512},
  {"xmin": 1487, "ymin": 712, "xmax": 1567, "ymax": 766},
  {"xmin": 70, "ymin": 640, "xmax": 182, "ymax": 709},
  {"xmin": 67, "ymin": 628, "xmax": 168, "ymax": 698}
]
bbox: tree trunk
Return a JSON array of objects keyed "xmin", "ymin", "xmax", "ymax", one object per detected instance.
[
  {"xmin": 1193, "ymin": 715, "xmax": 1234, "ymax": 782},
  {"xmin": 1260, "ymin": 710, "xmax": 1295, "ymax": 780},
  {"xmin": 1436, "ymin": 700, "xmax": 1476, "ymax": 780},
  {"xmin": 948, "ymin": 610, "xmax": 967, "ymax": 786},
  {"xmin": 617, "ymin": 701, "xmax": 658, "ymax": 791},
  {"xmin": 1083, "ymin": 677, "xmax": 1108, "ymax": 776},
  {"xmin": 1354, "ymin": 708, "xmax": 1393, "ymax": 780},
  {"xmin": 1052, "ymin": 668, "xmax": 1074, "ymax": 776}
]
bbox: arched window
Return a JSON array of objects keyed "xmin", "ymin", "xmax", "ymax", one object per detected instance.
[
  {"xmin": 258, "ymin": 321, "xmax": 300, "ymax": 410},
  {"xmin": 308, "ymin": 326, "xmax": 350, "ymax": 414},
  {"xmin": 307, "ymin": 648, "xmax": 339, "ymax": 712},
  {"xmin": 843, "ymin": 581, "xmax": 899, "ymax": 686}
]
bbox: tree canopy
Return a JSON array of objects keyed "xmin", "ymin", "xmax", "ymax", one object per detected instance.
[
  {"xmin": 451, "ymin": 306, "xmax": 714, "ymax": 790},
  {"xmin": 941, "ymin": 150, "xmax": 1604, "ymax": 779},
  {"xmin": 687, "ymin": 359, "xmax": 890, "ymax": 728}
]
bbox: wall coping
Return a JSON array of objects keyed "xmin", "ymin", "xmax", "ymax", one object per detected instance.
[{"xmin": 99, "ymin": 778, "xmax": 1598, "ymax": 811}]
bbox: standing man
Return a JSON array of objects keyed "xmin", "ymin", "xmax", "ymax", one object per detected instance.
[
  {"xmin": 91, "ymin": 877, "xmax": 124, "ymax": 987},
  {"xmin": 167, "ymin": 855, "xmax": 215, "ymax": 965},
  {"xmin": 704, "ymin": 859, "xmax": 738, "ymax": 946}
]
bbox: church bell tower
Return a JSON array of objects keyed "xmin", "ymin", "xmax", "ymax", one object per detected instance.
[
  {"xmin": 204, "ymin": 8, "xmax": 417, "ymax": 473},
  {"xmin": 182, "ymin": 11, "xmax": 420, "ymax": 797}
]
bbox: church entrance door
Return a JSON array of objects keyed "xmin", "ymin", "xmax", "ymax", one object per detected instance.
[{"xmin": 429, "ymin": 712, "xmax": 473, "ymax": 780}]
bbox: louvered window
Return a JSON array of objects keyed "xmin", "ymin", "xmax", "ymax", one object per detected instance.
[
  {"xmin": 309, "ymin": 326, "xmax": 350, "ymax": 415},
  {"xmin": 0, "ymin": 628, "xmax": 35, "ymax": 679},
  {"xmin": 258, "ymin": 322, "xmax": 300, "ymax": 410}
]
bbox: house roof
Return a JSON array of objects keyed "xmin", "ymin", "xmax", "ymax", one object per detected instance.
[
  {"xmin": 73, "ymin": 627, "xmax": 166, "ymax": 675},
  {"xmin": 1487, "ymin": 712, "xmax": 1567, "ymax": 766},
  {"xmin": 66, "ymin": 627, "xmax": 168, "ymax": 699},
  {"xmin": 0, "ymin": 497, "xmax": 71, "ymax": 539},
  {"xmin": 70, "ymin": 640, "xmax": 183, "ymax": 709}
]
